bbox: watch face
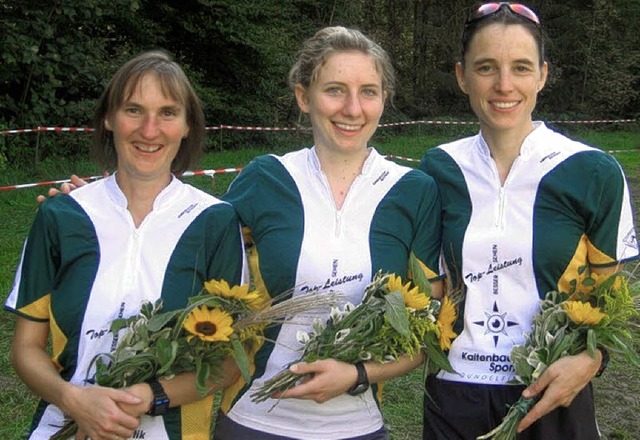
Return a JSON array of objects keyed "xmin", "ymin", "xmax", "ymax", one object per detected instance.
[{"xmin": 151, "ymin": 400, "xmax": 170, "ymax": 416}]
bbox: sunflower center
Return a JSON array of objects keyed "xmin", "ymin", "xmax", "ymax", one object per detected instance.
[{"xmin": 196, "ymin": 321, "xmax": 217, "ymax": 336}]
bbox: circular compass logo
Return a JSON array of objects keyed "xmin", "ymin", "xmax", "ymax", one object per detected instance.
[
  {"xmin": 485, "ymin": 311, "xmax": 507, "ymax": 334},
  {"xmin": 473, "ymin": 301, "xmax": 519, "ymax": 347}
]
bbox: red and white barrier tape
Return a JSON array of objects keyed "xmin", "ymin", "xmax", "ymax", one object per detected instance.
[
  {"xmin": 0, "ymin": 126, "xmax": 94, "ymax": 135},
  {"xmin": 0, "ymin": 168, "xmax": 243, "ymax": 192},
  {"xmin": 2, "ymin": 146, "xmax": 637, "ymax": 192},
  {"xmin": 2, "ymin": 119, "xmax": 637, "ymax": 136},
  {"xmin": 385, "ymin": 154, "xmax": 421, "ymax": 163},
  {"xmin": 209, "ymin": 125, "xmax": 304, "ymax": 131}
]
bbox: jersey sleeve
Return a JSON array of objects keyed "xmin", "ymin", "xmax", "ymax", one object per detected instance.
[
  {"xmin": 584, "ymin": 153, "xmax": 639, "ymax": 266},
  {"xmin": 4, "ymin": 200, "xmax": 61, "ymax": 321},
  {"xmin": 222, "ymin": 156, "xmax": 266, "ymax": 228},
  {"xmin": 407, "ymin": 171, "xmax": 443, "ymax": 281},
  {"xmin": 204, "ymin": 203, "xmax": 246, "ymax": 287}
]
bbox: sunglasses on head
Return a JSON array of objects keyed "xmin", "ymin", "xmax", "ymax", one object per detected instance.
[{"xmin": 467, "ymin": 2, "xmax": 540, "ymax": 26}]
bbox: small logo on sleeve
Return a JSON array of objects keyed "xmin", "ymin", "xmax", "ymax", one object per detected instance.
[
  {"xmin": 373, "ymin": 171, "xmax": 389, "ymax": 185},
  {"xmin": 540, "ymin": 151, "xmax": 560, "ymax": 163},
  {"xmin": 178, "ymin": 203, "xmax": 199, "ymax": 218},
  {"xmin": 623, "ymin": 228, "xmax": 638, "ymax": 250}
]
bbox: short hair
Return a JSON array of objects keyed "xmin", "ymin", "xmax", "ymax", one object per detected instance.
[
  {"xmin": 91, "ymin": 50, "xmax": 205, "ymax": 173},
  {"xmin": 288, "ymin": 26, "xmax": 395, "ymax": 101},
  {"xmin": 461, "ymin": 5, "xmax": 545, "ymax": 67}
]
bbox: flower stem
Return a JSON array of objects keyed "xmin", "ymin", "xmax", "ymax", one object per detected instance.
[
  {"xmin": 49, "ymin": 419, "xmax": 77, "ymax": 440},
  {"xmin": 476, "ymin": 396, "xmax": 537, "ymax": 440}
]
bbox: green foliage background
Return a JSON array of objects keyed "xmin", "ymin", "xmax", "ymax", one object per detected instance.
[{"xmin": 1, "ymin": 0, "xmax": 639, "ymax": 166}]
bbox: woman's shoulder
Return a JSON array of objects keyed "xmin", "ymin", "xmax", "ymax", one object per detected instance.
[{"xmin": 239, "ymin": 152, "xmax": 294, "ymax": 176}]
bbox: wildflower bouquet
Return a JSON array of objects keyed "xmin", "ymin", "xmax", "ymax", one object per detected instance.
[
  {"xmin": 251, "ymin": 253, "xmax": 459, "ymax": 403},
  {"xmin": 51, "ymin": 279, "xmax": 339, "ymax": 440},
  {"xmin": 478, "ymin": 268, "xmax": 640, "ymax": 440}
]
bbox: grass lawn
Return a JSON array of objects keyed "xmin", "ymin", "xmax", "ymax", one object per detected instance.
[{"xmin": 0, "ymin": 126, "xmax": 638, "ymax": 439}]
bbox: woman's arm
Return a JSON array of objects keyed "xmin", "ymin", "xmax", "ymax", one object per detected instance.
[
  {"xmin": 274, "ymin": 353, "xmax": 425, "ymax": 404},
  {"xmin": 119, "ymin": 356, "xmax": 241, "ymax": 416},
  {"xmin": 11, "ymin": 317, "xmax": 141, "ymax": 439},
  {"xmin": 516, "ymin": 264, "xmax": 620, "ymax": 432}
]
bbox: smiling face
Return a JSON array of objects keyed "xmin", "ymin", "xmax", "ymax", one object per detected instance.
[
  {"xmin": 106, "ymin": 73, "xmax": 190, "ymax": 185},
  {"xmin": 295, "ymin": 50, "xmax": 386, "ymax": 157},
  {"xmin": 456, "ymin": 23, "xmax": 548, "ymax": 139}
]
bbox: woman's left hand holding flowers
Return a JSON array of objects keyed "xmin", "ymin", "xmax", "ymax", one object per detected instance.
[
  {"xmin": 66, "ymin": 385, "xmax": 141, "ymax": 440},
  {"xmin": 274, "ymin": 359, "xmax": 359, "ymax": 403},
  {"xmin": 516, "ymin": 350, "xmax": 601, "ymax": 432}
]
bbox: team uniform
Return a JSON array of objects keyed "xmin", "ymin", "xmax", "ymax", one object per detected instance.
[
  {"xmin": 215, "ymin": 147, "xmax": 442, "ymax": 440},
  {"xmin": 419, "ymin": 122, "xmax": 639, "ymax": 439},
  {"xmin": 5, "ymin": 175, "xmax": 244, "ymax": 440}
]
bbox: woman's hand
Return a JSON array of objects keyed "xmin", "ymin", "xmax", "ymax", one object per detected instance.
[
  {"xmin": 274, "ymin": 359, "xmax": 358, "ymax": 403},
  {"xmin": 62, "ymin": 384, "xmax": 142, "ymax": 440},
  {"xmin": 36, "ymin": 174, "xmax": 91, "ymax": 203},
  {"xmin": 274, "ymin": 353, "xmax": 424, "ymax": 404},
  {"xmin": 118, "ymin": 382, "xmax": 154, "ymax": 418},
  {"xmin": 517, "ymin": 350, "xmax": 601, "ymax": 432}
]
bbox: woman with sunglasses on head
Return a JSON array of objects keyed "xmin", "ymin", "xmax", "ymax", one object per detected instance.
[
  {"xmin": 419, "ymin": 3, "xmax": 638, "ymax": 439},
  {"xmin": 213, "ymin": 26, "xmax": 443, "ymax": 440}
]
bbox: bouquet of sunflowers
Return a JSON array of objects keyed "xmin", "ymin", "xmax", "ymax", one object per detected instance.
[
  {"xmin": 478, "ymin": 267, "xmax": 640, "ymax": 440},
  {"xmin": 251, "ymin": 253, "xmax": 459, "ymax": 403},
  {"xmin": 51, "ymin": 279, "xmax": 339, "ymax": 440}
]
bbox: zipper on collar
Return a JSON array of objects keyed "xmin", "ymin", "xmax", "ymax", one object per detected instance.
[{"xmin": 496, "ymin": 187, "xmax": 506, "ymax": 229}]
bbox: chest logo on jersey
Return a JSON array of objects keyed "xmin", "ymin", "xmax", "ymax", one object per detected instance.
[
  {"xmin": 457, "ymin": 300, "xmax": 521, "ymax": 376},
  {"xmin": 85, "ymin": 301, "xmax": 126, "ymax": 345},
  {"xmin": 86, "ymin": 328, "xmax": 109, "ymax": 340},
  {"xmin": 300, "ymin": 272, "xmax": 365, "ymax": 294},
  {"xmin": 472, "ymin": 300, "xmax": 520, "ymax": 348},
  {"xmin": 464, "ymin": 244, "xmax": 523, "ymax": 286}
]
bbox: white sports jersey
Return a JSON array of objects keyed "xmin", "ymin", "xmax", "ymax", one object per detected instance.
[
  {"xmin": 420, "ymin": 122, "xmax": 639, "ymax": 385},
  {"xmin": 220, "ymin": 147, "xmax": 442, "ymax": 439},
  {"xmin": 5, "ymin": 175, "xmax": 244, "ymax": 440}
]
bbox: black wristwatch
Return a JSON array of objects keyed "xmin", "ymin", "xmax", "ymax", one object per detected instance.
[
  {"xmin": 595, "ymin": 348, "xmax": 610, "ymax": 378},
  {"xmin": 146, "ymin": 378, "xmax": 170, "ymax": 416},
  {"xmin": 347, "ymin": 362, "xmax": 370, "ymax": 396}
]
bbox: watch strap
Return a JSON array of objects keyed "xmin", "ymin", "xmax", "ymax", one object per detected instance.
[
  {"xmin": 347, "ymin": 361, "xmax": 369, "ymax": 396},
  {"xmin": 146, "ymin": 378, "xmax": 170, "ymax": 416},
  {"xmin": 595, "ymin": 348, "xmax": 610, "ymax": 378}
]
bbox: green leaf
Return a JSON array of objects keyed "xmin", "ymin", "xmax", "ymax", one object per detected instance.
[
  {"xmin": 578, "ymin": 265, "xmax": 588, "ymax": 275},
  {"xmin": 423, "ymin": 332, "xmax": 455, "ymax": 374},
  {"xmin": 409, "ymin": 252, "xmax": 432, "ymax": 296},
  {"xmin": 147, "ymin": 310, "xmax": 180, "ymax": 332},
  {"xmin": 582, "ymin": 277, "xmax": 596, "ymax": 287},
  {"xmin": 109, "ymin": 318, "xmax": 129, "ymax": 333},
  {"xmin": 156, "ymin": 339, "xmax": 178, "ymax": 375},
  {"xmin": 231, "ymin": 334, "xmax": 252, "ymax": 384},
  {"xmin": 586, "ymin": 329, "xmax": 597, "ymax": 357},
  {"xmin": 196, "ymin": 359, "xmax": 210, "ymax": 397},
  {"xmin": 384, "ymin": 291, "xmax": 410, "ymax": 337}
]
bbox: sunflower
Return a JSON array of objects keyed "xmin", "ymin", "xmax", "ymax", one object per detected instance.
[
  {"xmin": 183, "ymin": 306, "xmax": 234, "ymax": 342},
  {"xmin": 436, "ymin": 296, "xmax": 458, "ymax": 351},
  {"xmin": 204, "ymin": 279, "xmax": 263, "ymax": 309},
  {"xmin": 386, "ymin": 274, "xmax": 430, "ymax": 310},
  {"xmin": 563, "ymin": 301, "xmax": 606, "ymax": 326}
]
